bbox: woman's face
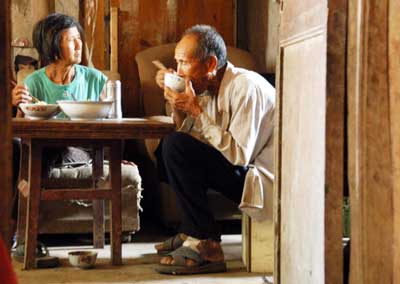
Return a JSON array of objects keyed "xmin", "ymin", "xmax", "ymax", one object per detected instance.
[{"xmin": 59, "ymin": 27, "xmax": 82, "ymax": 65}]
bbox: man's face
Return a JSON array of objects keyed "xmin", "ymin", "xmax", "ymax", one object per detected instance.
[
  {"xmin": 59, "ymin": 27, "xmax": 82, "ymax": 65},
  {"xmin": 174, "ymin": 35, "xmax": 211, "ymax": 93}
]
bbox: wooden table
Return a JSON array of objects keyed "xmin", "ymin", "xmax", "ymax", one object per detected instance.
[{"xmin": 12, "ymin": 118, "xmax": 175, "ymax": 269}]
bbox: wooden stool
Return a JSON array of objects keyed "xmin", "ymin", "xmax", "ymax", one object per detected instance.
[{"xmin": 17, "ymin": 138, "xmax": 122, "ymax": 270}]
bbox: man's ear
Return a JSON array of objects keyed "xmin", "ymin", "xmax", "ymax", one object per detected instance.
[{"xmin": 207, "ymin": 55, "xmax": 218, "ymax": 73}]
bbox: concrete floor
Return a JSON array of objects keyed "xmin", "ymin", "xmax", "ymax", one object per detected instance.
[{"xmin": 13, "ymin": 234, "xmax": 272, "ymax": 284}]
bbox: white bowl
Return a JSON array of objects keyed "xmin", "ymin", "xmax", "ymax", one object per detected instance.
[
  {"xmin": 19, "ymin": 103, "xmax": 60, "ymax": 120},
  {"xmin": 57, "ymin": 101, "xmax": 113, "ymax": 120},
  {"xmin": 164, "ymin": 73, "xmax": 185, "ymax": 92},
  {"xmin": 68, "ymin": 251, "xmax": 97, "ymax": 269}
]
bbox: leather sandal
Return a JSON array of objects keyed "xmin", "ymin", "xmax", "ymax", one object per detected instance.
[
  {"xmin": 155, "ymin": 246, "xmax": 227, "ymax": 275},
  {"xmin": 155, "ymin": 233, "xmax": 186, "ymax": 255}
]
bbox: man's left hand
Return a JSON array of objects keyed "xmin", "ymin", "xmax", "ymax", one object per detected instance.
[{"xmin": 164, "ymin": 78, "xmax": 202, "ymax": 118}]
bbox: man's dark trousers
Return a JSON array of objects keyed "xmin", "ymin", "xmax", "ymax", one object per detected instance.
[{"xmin": 156, "ymin": 132, "xmax": 248, "ymax": 241}]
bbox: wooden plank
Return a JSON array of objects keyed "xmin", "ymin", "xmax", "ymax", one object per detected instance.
[
  {"xmin": 325, "ymin": 1, "xmax": 347, "ymax": 283},
  {"xmin": 0, "ymin": 0, "xmax": 12, "ymax": 250},
  {"xmin": 346, "ymin": 1, "xmax": 363, "ymax": 282},
  {"xmin": 110, "ymin": 6, "xmax": 118, "ymax": 72},
  {"xmin": 389, "ymin": 0, "xmax": 400, "ymax": 282},
  {"xmin": 250, "ymin": 220, "xmax": 274, "ymax": 273},
  {"xmin": 12, "ymin": 119, "xmax": 175, "ymax": 140},
  {"xmin": 110, "ymin": 140, "xmax": 122, "ymax": 265},
  {"xmin": 92, "ymin": 147, "xmax": 105, "ymax": 248},
  {"xmin": 80, "ymin": 0, "xmax": 105, "ymax": 69},
  {"xmin": 241, "ymin": 215, "xmax": 250, "ymax": 271},
  {"xmin": 277, "ymin": 1, "xmax": 331, "ymax": 283},
  {"xmin": 24, "ymin": 142, "xmax": 42, "ymax": 269},
  {"xmin": 265, "ymin": 0, "xmax": 280, "ymax": 73},
  {"xmin": 348, "ymin": 1, "xmax": 397, "ymax": 283},
  {"xmin": 280, "ymin": 33, "xmax": 326, "ymax": 284},
  {"xmin": 40, "ymin": 189, "xmax": 112, "ymax": 200},
  {"xmin": 176, "ymin": 0, "xmax": 234, "ymax": 45}
]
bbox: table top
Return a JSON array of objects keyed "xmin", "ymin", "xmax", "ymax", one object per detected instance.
[{"xmin": 12, "ymin": 117, "xmax": 175, "ymax": 139}]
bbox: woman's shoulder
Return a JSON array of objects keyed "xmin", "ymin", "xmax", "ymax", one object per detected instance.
[
  {"xmin": 24, "ymin": 67, "xmax": 47, "ymax": 87},
  {"xmin": 76, "ymin": 65, "xmax": 106, "ymax": 79}
]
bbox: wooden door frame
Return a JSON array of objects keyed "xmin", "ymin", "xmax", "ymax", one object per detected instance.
[{"xmin": 0, "ymin": 0, "xmax": 13, "ymax": 250}]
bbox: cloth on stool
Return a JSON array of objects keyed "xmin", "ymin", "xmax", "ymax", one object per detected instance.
[{"xmin": 46, "ymin": 161, "xmax": 143, "ymax": 211}]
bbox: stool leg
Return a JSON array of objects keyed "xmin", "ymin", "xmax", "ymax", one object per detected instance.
[
  {"xmin": 92, "ymin": 147, "xmax": 105, "ymax": 248},
  {"xmin": 110, "ymin": 141, "xmax": 122, "ymax": 265},
  {"xmin": 24, "ymin": 142, "xmax": 41, "ymax": 270}
]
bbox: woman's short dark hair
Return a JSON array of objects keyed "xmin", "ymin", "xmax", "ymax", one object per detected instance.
[
  {"xmin": 32, "ymin": 13, "xmax": 84, "ymax": 65},
  {"xmin": 183, "ymin": 25, "xmax": 227, "ymax": 69}
]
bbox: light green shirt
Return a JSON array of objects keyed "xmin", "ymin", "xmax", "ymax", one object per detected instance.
[{"xmin": 25, "ymin": 65, "xmax": 107, "ymax": 104}]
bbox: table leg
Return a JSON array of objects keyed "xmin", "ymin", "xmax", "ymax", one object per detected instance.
[
  {"xmin": 24, "ymin": 142, "xmax": 42, "ymax": 270},
  {"xmin": 110, "ymin": 140, "xmax": 122, "ymax": 265},
  {"xmin": 92, "ymin": 147, "xmax": 105, "ymax": 248},
  {"xmin": 16, "ymin": 142, "xmax": 29, "ymax": 245}
]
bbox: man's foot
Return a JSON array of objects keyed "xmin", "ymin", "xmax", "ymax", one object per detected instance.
[
  {"xmin": 155, "ymin": 238, "xmax": 227, "ymax": 275},
  {"xmin": 155, "ymin": 233, "xmax": 187, "ymax": 255}
]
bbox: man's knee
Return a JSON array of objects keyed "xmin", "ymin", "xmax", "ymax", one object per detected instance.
[{"xmin": 161, "ymin": 132, "xmax": 195, "ymax": 159}]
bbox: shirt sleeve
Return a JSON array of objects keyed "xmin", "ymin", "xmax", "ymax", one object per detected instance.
[{"xmin": 193, "ymin": 76, "xmax": 272, "ymax": 166}]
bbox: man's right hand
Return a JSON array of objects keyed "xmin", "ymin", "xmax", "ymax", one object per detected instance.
[
  {"xmin": 12, "ymin": 85, "xmax": 32, "ymax": 106},
  {"xmin": 155, "ymin": 68, "xmax": 174, "ymax": 89}
]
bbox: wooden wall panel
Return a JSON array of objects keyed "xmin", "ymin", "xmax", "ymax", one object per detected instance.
[
  {"xmin": 80, "ymin": 0, "xmax": 106, "ymax": 69},
  {"xmin": 118, "ymin": 0, "xmax": 235, "ymax": 117},
  {"xmin": 325, "ymin": 1, "xmax": 346, "ymax": 283},
  {"xmin": 280, "ymin": 34, "xmax": 327, "ymax": 284},
  {"xmin": 389, "ymin": 1, "xmax": 400, "ymax": 282},
  {"xmin": 176, "ymin": 0, "xmax": 234, "ymax": 45},
  {"xmin": 348, "ymin": 0, "xmax": 399, "ymax": 283},
  {"xmin": 0, "ymin": 0, "xmax": 13, "ymax": 250},
  {"xmin": 276, "ymin": 0, "xmax": 345, "ymax": 283}
]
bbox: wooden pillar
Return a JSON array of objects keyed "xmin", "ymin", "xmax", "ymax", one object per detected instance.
[
  {"xmin": 0, "ymin": 0, "xmax": 13, "ymax": 250},
  {"xmin": 348, "ymin": 0, "xmax": 400, "ymax": 283}
]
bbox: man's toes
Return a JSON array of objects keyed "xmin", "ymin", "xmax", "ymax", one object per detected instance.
[
  {"xmin": 160, "ymin": 256, "xmax": 173, "ymax": 265},
  {"xmin": 186, "ymin": 258, "xmax": 197, "ymax": 267}
]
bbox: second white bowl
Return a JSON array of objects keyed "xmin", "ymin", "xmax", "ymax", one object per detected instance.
[{"xmin": 57, "ymin": 101, "xmax": 113, "ymax": 120}]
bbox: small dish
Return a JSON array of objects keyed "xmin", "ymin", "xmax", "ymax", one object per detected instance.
[
  {"xmin": 68, "ymin": 251, "xmax": 98, "ymax": 269},
  {"xmin": 19, "ymin": 103, "xmax": 60, "ymax": 120}
]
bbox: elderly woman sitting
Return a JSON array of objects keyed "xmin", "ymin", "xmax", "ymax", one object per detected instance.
[{"xmin": 11, "ymin": 13, "xmax": 142, "ymax": 267}]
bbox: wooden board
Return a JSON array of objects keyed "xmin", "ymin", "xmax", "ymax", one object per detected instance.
[
  {"xmin": 389, "ymin": 0, "xmax": 400, "ymax": 281},
  {"xmin": 280, "ymin": 33, "xmax": 326, "ymax": 284},
  {"xmin": 275, "ymin": 0, "xmax": 345, "ymax": 283},
  {"xmin": 347, "ymin": 0, "xmax": 400, "ymax": 283},
  {"xmin": 0, "ymin": 0, "xmax": 13, "ymax": 250},
  {"xmin": 325, "ymin": 1, "xmax": 347, "ymax": 283},
  {"xmin": 80, "ymin": 0, "xmax": 106, "ymax": 69}
]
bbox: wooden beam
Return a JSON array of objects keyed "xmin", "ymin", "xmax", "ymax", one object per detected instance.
[{"xmin": 0, "ymin": 0, "xmax": 13, "ymax": 250}]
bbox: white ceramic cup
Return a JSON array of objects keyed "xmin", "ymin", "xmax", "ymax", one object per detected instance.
[{"xmin": 164, "ymin": 73, "xmax": 185, "ymax": 92}]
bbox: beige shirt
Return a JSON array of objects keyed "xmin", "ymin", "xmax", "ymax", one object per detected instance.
[{"xmin": 178, "ymin": 62, "xmax": 275, "ymax": 221}]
